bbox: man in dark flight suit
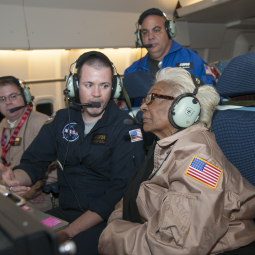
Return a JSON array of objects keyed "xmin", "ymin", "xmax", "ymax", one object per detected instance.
[{"xmin": 0, "ymin": 52, "xmax": 145, "ymax": 255}]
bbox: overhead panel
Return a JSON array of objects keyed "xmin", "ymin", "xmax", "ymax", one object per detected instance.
[
  {"xmin": 0, "ymin": 0, "xmax": 181, "ymax": 49},
  {"xmin": 23, "ymin": 0, "xmax": 178, "ymax": 49},
  {"xmin": 0, "ymin": 1, "xmax": 29, "ymax": 49},
  {"xmin": 177, "ymin": 0, "xmax": 255, "ymax": 24}
]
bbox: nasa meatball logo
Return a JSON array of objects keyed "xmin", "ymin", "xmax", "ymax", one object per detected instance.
[{"xmin": 62, "ymin": 123, "xmax": 79, "ymax": 142}]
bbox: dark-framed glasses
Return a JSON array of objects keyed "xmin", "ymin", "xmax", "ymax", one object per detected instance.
[
  {"xmin": 0, "ymin": 93, "xmax": 22, "ymax": 103},
  {"xmin": 142, "ymin": 93, "xmax": 175, "ymax": 105}
]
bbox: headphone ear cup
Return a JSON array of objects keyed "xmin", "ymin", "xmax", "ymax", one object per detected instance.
[
  {"xmin": 168, "ymin": 98, "xmax": 180, "ymax": 129},
  {"xmin": 165, "ymin": 20, "xmax": 176, "ymax": 39},
  {"xmin": 169, "ymin": 95, "xmax": 201, "ymax": 129},
  {"xmin": 22, "ymin": 86, "xmax": 32, "ymax": 104},
  {"xmin": 135, "ymin": 29, "xmax": 143, "ymax": 46},
  {"xmin": 66, "ymin": 74, "xmax": 76, "ymax": 98},
  {"xmin": 73, "ymin": 74, "xmax": 80, "ymax": 104},
  {"xmin": 66, "ymin": 73, "xmax": 80, "ymax": 103},
  {"xmin": 111, "ymin": 75, "xmax": 123, "ymax": 99}
]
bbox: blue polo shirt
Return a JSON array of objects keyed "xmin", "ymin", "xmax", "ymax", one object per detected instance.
[{"xmin": 124, "ymin": 40, "xmax": 215, "ymax": 106}]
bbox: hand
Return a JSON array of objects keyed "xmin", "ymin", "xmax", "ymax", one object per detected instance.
[
  {"xmin": 114, "ymin": 99, "xmax": 126, "ymax": 110},
  {"xmin": 57, "ymin": 229, "xmax": 71, "ymax": 244},
  {"xmin": 0, "ymin": 163, "xmax": 30, "ymax": 196},
  {"xmin": 0, "ymin": 163, "xmax": 19, "ymax": 187},
  {"xmin": 27, "ymin": 193, "xmax": 45, "ymax": 204}
]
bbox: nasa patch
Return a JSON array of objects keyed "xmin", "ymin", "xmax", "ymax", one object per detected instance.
[{"xmin": 62, "ymin": 123, "xmax": 79, "ymax": 142}]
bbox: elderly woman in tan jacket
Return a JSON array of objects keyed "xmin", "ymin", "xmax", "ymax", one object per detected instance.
[{"xmin": 98, "ymin": 67, "xmax": 255, "ymax": 255}]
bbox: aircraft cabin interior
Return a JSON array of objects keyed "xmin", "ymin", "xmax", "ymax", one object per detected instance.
[{"xmin": 0, "ymin": 0, "xmax": 255, "ymax": 254}]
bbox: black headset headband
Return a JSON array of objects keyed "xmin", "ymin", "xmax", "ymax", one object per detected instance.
[
  {"xmin": 190, "ymin": 73, "xmax": 204, "ymax": 88},
  {"xmin": 138, "ymin": 8, "xmax": 167, "ymax": 25},
  {"xmin": 0, "ymin": 76, "xmax": 21, "ymax": 87},
  {"xmin": 76, "ymin": 51, "xmax": 113, "ymax": 70}
]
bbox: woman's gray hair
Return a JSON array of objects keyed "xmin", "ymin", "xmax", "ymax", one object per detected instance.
[{"xmin": 155, "ymin": 67, "xmax": 220, "ymax": 128}]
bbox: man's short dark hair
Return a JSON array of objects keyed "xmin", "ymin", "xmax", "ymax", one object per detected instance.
[
  {"xmin": 77, "ymin": 55, "xmax": 114, "ymax": 81},
  {"xmin": 138, "ymin": 8, "xmax": 166, "ymax": 25},
  {"xmin": 0, "ymin": 76, "xmax": 22, "ymax": 92}
]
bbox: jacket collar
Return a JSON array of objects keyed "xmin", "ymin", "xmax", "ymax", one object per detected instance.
[
  {"xmin": 167, "ymin": 39, "xmax": 182, "ymax": 54},
  {"xmin": 141, "ymin": 39, "xmax": 183, "ymax": 71},
  {"xmin": 3, "ymin": 107, "xmax": 30, "ymax": 129},
  {"xmin": 157, "ymin": 123, "xmax": 208, "ymax": 148}
]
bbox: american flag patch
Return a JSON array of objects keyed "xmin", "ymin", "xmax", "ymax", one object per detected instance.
[
  {"xmin": 129, "ymin": 128, "xmax": 143, "ymax": 142},
  {"xmin": 185, "ymin": 156, "xmax": 222, "ymax": 189},
  {"xmin": 204, "ymin": 64, "xmax": 214, "ymax": 76}
]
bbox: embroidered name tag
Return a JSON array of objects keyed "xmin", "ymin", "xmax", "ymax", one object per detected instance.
[
  {"xmin": 13, "ymin": 137, "xmax": 21, "ymax": 146},
  {"xmin": 176, "ymin": 62, "xmax": 193, "ymax": 70},
  {"xmin": 185, "ymin": 156, "xmax": 222, "ymax": 189},
  {"xmin": 91, "ymin": 134, "xmax": 109, "ymax": 145}
]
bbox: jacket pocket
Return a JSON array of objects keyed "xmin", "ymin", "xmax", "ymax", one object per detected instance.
[
  {"xmin": 86, "ymin": 147, "xmax": 113, "ymax": 170},
  {"xmin": 150, "ymin": 192, "xmax": 196, "ymax": 248}
]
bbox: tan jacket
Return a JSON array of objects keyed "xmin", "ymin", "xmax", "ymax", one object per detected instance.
[
  {"xmin": 99, "ymin": 123, "xmax": 255, "ymax": 255},
  {"xmin": 0, "ymin": 109, "xmax": 57, "ymax": 211},
  {"xmin": 0, "ymin": 109, "xmax": 48, "ymax": 169}
]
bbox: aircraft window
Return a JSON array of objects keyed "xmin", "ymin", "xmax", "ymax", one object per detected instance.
[{"xmin": 36, "ymin": 103, "xmax": 53, "ymax": 116}]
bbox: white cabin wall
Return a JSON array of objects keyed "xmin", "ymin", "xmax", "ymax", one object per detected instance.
[
  {"xmin": 0, "ymin": 48, "xmax": 146, "ymax": 112},
  {"xmin": 0, "ymin": 50, "xmax": 67, "ymax": 112}
]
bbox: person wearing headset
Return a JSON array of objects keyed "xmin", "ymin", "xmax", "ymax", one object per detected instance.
[
  {"xmin": 98, "ymin": 67, "xmax": 255, "ymax": 255},
  {"xmin": 116, "ymin": 8, "xmax": 215, "ymax": 109},
  {"xmin": 0, "ymin": 76, "xmax": 57, "ymax": 212},
  {"xmin": 0, "ymin": 52, "xmax": 146, "ymax": 255}
]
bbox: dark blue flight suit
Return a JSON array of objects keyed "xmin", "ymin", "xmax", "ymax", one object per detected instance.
[{"xmin": 14, "ymin": 100, "xmax": 145, "ymax": 255}]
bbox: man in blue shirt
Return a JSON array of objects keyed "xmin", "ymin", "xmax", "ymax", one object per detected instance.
[{"xmin": 117, "ymin": 8, "xmax": 215, "ymax": 108}]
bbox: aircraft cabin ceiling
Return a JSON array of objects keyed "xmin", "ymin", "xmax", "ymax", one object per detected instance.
[
  {"xmin": 1, "ymin": 0, "xmax": 255, "ymax": 53},
  {"xmin": 0, "ymin": 0, "xmax": 180, "ymax": 50},
  {"xmin": 177, "ymin": 0, "xmax": 255, "ymax": 24}
]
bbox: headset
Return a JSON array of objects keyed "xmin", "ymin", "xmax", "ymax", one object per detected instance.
[
  {"xmin": 135, "ymin": 8, "xmax": 176, "ymax": 47},
  {"xmin": 65, "ymin": 51, "xmax": 123, "ymax": 104},
  {"xmin": 169, "ymin": 74, "xmax": 203, "ymax": 129},
  {"xmin": 0, "ymin": 76, "xmax": 33, "ymax": 105}
]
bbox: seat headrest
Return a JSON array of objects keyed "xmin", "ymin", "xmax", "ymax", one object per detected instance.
[
  {"xmin": 216, "ymin": 52, "xmax": 255, "ymax": 97},
  {"xmin": 123, "ymin": 71, "xmax": 154, "ymax": 99}
]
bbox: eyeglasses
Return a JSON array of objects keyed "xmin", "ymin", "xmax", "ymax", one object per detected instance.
[
  {"xmin": 142, "ymin": 93, "xmax": 175, "ymax": 105},
  {"xmin": 0, "ymin": 93, "xmax": 22, "ymax": 103}
]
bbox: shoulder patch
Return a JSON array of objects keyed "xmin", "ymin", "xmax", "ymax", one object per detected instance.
[
  {"xmin": 185, "ymin": 156, "xmax": 222, "ymax": 189},
  {"xmin": 129, "ymin": 128, "xmax": 143, "ymax": 142},
  {"xmin": 45, "ymin": 112, "xmax": 56, "ymax": 124},
  {"xmin": 204, "ymin": 64, "xmax": 214, "ymax": 76}
]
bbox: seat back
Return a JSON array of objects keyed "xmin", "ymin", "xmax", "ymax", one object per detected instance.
[
  {"xmin": 216, "ymin": 52, "xmax": 255, "ymax": 98},
  {"xmin": 212, "ymin": 53, "xmax": 255, "ymax": 186},
  {"xmin": 211, "ymin": 109, "xmax": 255, "ymax": 186}
]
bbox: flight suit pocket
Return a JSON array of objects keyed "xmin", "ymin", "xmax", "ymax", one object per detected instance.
[
  {"xmin": 150, "ymin": 192, "xmax": 196, "ymax": 248},
  {"xmin": 86, "ymin": 147, "xmax": 113, "ymax": 170}
]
